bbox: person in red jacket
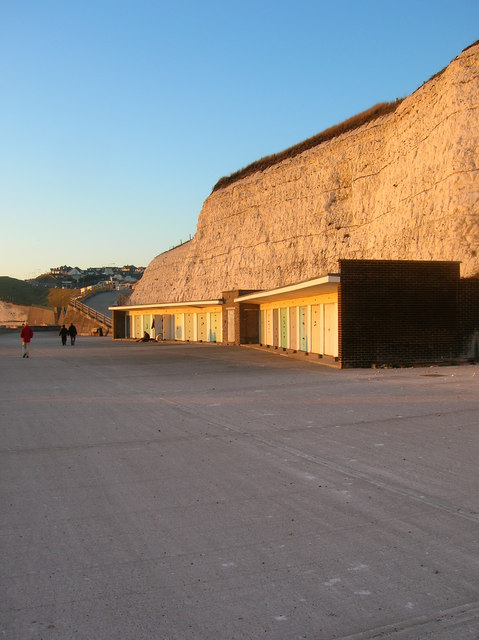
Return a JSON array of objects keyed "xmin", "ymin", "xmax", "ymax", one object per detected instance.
[{"xmin": 20, "ymin": 321, "xmax": 34, "ymax": 358}]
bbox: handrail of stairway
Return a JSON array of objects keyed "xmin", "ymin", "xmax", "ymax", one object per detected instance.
[
  {"xmin": 69, "ymin": 298, "xmax": 112, "ymax": 327},
  {"xmin": 73, "ymin": 282, "xmax": 115, "ymax": 302}
]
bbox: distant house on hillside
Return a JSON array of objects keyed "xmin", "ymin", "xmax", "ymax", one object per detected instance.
[
  {"xmin": 66, "ymin": 268, "xmax": 83, "ymax": 281},
  {"xmin": 50, "ymin": 265, "xmax": 72, "ymax": 276},
  {"xmin": 46, "ymin": 264, "xmax": 144, "ymax": 288},
  {"xmin": 121, "ymin": 265, "xmax": 145, "ymax": 277}
]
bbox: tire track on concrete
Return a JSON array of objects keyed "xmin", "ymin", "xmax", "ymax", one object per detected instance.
[{"xmin": 157, "ymin": 396, "xmax": 479, "ymax": 525}]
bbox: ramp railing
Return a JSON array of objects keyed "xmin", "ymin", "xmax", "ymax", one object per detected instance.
[{"xmin": 68, "ymin": 295, "xmax": 113, "ymax": 328}]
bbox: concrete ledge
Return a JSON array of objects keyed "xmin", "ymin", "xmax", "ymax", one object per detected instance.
[{"xmin": 242, "ymin": 343, "xmax": 340, "ymax": 367}]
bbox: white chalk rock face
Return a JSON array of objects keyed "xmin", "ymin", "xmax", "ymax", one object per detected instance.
[{"xmin": 132, "ymin": 43, "xmax": 479, "ymax": 305}]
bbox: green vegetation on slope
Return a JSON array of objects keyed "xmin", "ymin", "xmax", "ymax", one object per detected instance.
[
  {"xmin": 0, "ymin": 277, "xmax": 49, "ymax": 306},
  {"xmin": 0, "ymin": 277, "xmax": 80, "ymax": 308}
]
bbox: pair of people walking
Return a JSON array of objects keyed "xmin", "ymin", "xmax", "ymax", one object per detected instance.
[
  {"xmin": 20, "ymin": 322, "xmax": 78, "ymax": 356},
  {"xmin": 59, "ymin": 323, "xmax": 78, "ymax": 346}
]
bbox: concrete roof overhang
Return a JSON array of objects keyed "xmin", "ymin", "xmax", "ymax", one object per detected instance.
[
  {"xmin": 109, "ymin": 300, "xmax": 224, "ymax": 312},
  {"xmin": 234, "ymin": 275, "xmax": 340, "ymax": 304}
]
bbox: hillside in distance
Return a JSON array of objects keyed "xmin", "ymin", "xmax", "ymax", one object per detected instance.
[{"xmin": 0, "ymin": 277, "xmax": 79, "ymax": 308}]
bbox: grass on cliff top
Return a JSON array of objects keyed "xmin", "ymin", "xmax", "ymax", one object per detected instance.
[
  {"xmin": 0, "ymin": 277, "xmax": 80, "ymax": 307},
  {"xmin": 212, "ymin": 41, "xmax": 479, "ymax": 194},
  {"xmin": 212, "ymin": 100, "xmax": 403, "ymax": 193}
]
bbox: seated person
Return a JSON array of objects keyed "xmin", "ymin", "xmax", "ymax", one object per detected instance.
[{"xmin": 137, "ymin": 331, "xmax": 150, "ymax": 342}]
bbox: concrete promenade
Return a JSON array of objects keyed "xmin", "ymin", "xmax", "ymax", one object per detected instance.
[{"xmin": 1, "ymin": 332, "xmax": 478, "ymax": 639}]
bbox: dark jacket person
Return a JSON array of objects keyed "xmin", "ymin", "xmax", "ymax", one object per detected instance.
[
  {"xmin": 59, "ymin": 325, "xmax": 69, "ymax": 346},
  {"xmin": 68, "ymin": 323, "xmax": 78, "ymax": 345}
]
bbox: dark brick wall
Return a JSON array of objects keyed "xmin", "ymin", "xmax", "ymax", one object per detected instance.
[
  {"xmin": 458, "ymin": 277, "xmax": 479, "ymax": 360},
  {"xmin": 222, "ymin": 290, "xmax": 260, "ymax": 345},
  {"xmin": 339, "ymin": 260, "xmax": 460, "ymax": 368},
  {"xmin": 112, "ymin": 310, "xmax": 127, "ymax": 339},
  {"xmin": 239, "ymin": 304, "xmax": 260, "ymax": 344}
]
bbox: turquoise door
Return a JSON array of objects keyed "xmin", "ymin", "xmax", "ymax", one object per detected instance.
[
  {"xmin": 142, "ymin": 315, "xmax": 151, "ymax": 334},
  {"xmin": 289, "ymin": 307, "xmax": 298, "ymax": 350},
  {"xmin": 209, "ymin": 312, "xmax": 221, "ymax": 342},
  {"xmin": 280, "ymin": 308, "xmax": 288, "ymax": 348},
  {"xmin": 299, "ymin": 306, "xmax": 308, "ymax": 352}
]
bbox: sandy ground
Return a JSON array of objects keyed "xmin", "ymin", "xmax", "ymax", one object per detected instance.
[{"xmin": 1, "ymin": 332, "xmax": 478, "ymax": 639}]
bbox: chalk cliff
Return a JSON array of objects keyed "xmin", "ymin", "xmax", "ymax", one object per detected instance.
[{"xmin": 132, "ymin": 42, "xmax": 479, "ymax": 304}]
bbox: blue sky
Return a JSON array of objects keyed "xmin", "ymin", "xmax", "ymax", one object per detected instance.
[{"xmin": 1, "ymin": 1, "xmax": 477, "ymax": 280}]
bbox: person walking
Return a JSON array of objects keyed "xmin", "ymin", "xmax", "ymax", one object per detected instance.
[
  {"xmin": 68, "ymin": 323, "xmax": 78, "ymax": 345},
  {"xmin": 59, "ymin": 324, "xmax": 69, "ymax": 346},
  {"xmin": 20, "ymin": 321, "xmax": 33, "ymax": 358}
]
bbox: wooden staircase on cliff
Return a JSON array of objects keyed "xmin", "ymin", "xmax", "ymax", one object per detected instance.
[
  {"xmin": 64, "ymin": 284, "xmax": 114, "ymax": 333},
  {"xmin": 69, "ymin": 297, "xmax": 112, "ymax": 330}
]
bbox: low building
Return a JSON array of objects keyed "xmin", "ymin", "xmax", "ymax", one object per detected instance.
[
  {"xmin": 110, "ymin": 260, "xmax": 479, "ymax": 368},
  {"xmin": 111, "ymin": 299, "xmax": 224, "ymax": 343}
]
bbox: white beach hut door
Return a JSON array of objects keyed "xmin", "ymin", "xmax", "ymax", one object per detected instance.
[{"xmin": 324, "ymin": 303, "xmax": 338, "ymax": 357}]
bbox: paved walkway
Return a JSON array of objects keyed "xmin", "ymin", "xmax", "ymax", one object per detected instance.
[
  {"xmin": 82, "ymin": 290, "xmax": 121, "ymax": 318},
  {"xmin": 1, "ymin": 332, "xmax": 478, "ymax": 639}
]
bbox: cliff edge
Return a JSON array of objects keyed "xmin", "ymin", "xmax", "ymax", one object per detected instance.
[{"xmin": 132, "ymin": 42, "xmax": 479, "ymax": 305}]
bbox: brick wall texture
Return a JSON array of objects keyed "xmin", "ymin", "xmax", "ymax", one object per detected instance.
[
  {"xmin": 458, "ymin": 277, "xmax": 479, "ymax": 360},
  {"xmin": 339, "ymin": 260, "xmax": 461, "ymax": 368},
  {"xmin": 222, "ymin": 291, "xmax": 259, "ymax": 345}
]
